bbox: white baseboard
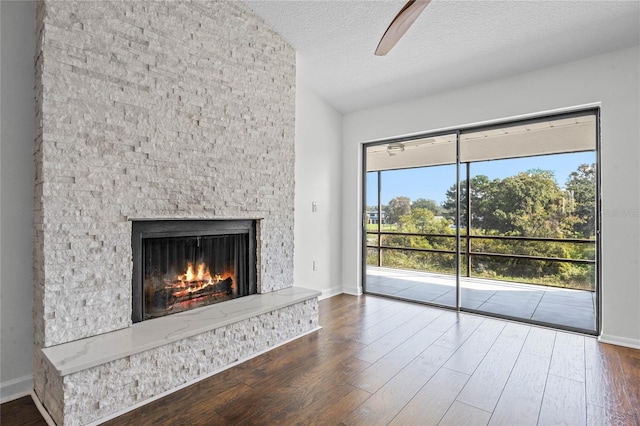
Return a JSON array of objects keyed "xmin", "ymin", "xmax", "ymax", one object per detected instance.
[
  {"xmin": 342, "ymin": 289, "xmax": 362, "ymax": 296},
  {"xmin": 318, "ymin": 286, "xmax": 343, "ymax": 300},
  {"xmin": 0, "ymin": 374, "xmax": 33, "ymax": 403},
  {"xmin": 598, "ymin": 334, "xmax": 640, "ymax": 349}
]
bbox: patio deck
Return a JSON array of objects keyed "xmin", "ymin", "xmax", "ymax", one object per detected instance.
[{"xmin": 366, "ymin": 266, "xmax": 596, "ymax": 332}]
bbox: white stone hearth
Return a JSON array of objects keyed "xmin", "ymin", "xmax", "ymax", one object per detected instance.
[
  {"xmin": 43, "ymin": 287, "xmax": 320, "ymax": 376},
  {"xmin": 40, "ymin": 288, "xmax": 319, "ymax": 425}
]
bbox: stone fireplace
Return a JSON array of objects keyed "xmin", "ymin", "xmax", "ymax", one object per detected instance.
[
  {"xmin": 32, "ymin": 2, "xmax": 319, "ymax": 425},
  {"xmin": 131, "ymin": 219, "xmax": 258, "ymax": 322}
]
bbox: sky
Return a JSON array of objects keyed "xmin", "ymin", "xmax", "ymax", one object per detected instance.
[{"xmin": 367, "ymin": 151, "xmax": 596, "ymax": 206}]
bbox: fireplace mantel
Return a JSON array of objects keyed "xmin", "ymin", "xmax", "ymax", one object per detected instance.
[{"xmin": 42, "ymin": 287, "xmax": 320, "ymax": 376}]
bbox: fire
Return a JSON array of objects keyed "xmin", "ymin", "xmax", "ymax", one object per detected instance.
[
  {"xmin": 162, "ymin": 262, "xmax": 235, "ymax": 303},
  {"xmin": 145, "ymin": 261, "xmax": 237, "ymax": 318},
  {"xmin": 180, "ymin": 262, "xmax": 219, "ymax": 285},
  {"xmin": 172, "ymin": 262, "xmax": 222, "ymax": 293}
]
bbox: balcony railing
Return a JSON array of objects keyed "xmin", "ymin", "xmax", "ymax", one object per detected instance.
[{"xmin": 366, "ymin": 231, "xmax": 596, "ymax": 291}]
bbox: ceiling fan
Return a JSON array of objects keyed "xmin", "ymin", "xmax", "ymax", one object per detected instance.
[{"xmin": 375, "ymin": 0, "xmax": 432, "ymax": 56}]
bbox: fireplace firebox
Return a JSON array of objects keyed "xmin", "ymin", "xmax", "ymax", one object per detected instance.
[{"xmin": 131, "ymin": 220, "xmax": 257, "ymax": 323}]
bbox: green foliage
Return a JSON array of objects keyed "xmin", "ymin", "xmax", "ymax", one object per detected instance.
[
  {"xmin": 443, "ymin": 167, "xmax": 596, "ymax": 238},
  {"xmin": 412, "ymin": 198, "xmax": 443, "ymax": 215},
  {"xmin": 400, "ymin": 208, "xmax": 450, "ymax": 234},
  {"xmin": 565, "ymin": 164, "xmax": 596, "ymax": 238},
  {"xmin": 374, "ymin": 250, "xmax": 457, "ymax": 276},
  {"xmin": 369, "ymin": 163, "xmax": 597, "ymax": 291},
  {"xmin": 383, "ymin": 196, "xmax": 412, "ymax": 225},
  {"xmin": 443, "ymin": 175, "xmax": 495, "ymax": 228}
]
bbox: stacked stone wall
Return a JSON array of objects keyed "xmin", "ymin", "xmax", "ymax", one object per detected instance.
[
  {"xmin": 33, "ymin": 1, "xmax": 298, "ymax": 424},
  {"xmin": 34, "ymin": 0, "xmax": 295, "ymax": 347}
]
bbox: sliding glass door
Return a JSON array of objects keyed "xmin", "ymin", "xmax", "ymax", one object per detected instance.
[
  {"xmin": 362, "ymin": 110, "xmax": 599, "ymax": 334},
  {"xmin": 365, "ymin": 134, "xmax": 459, "ymax": 308}
]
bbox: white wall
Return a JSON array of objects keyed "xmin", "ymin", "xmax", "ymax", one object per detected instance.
[
  {"xmin": 342, "ymin": 46, "xmax": 640, "ymax": 347},
  {"xmin": 295, "ymin": 76, "xmax": 343, "ymax": 298},
  {"xmin": 0, "ymin": 0, "xmax": 36, "ymax": 401}
]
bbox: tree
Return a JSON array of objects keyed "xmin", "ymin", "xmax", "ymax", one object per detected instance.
[
  {"xmin": 384, "ymin": 196, "xmax": 411, "ymax": 225},
  {"xmin": 565, "ymin": 164, "xmax": 596, "ymax": 238},
  {"xmin": 395, "ymin": 166, "xmax": 595, "ymax": 288},
  {"xmin": 443, "ymin": 170, "xmax": 572, "ymax": 237},
  {"xmin": 443, "ymin": 175, "xmax": 495, "ymax": 229},
  {"xmin": 487, "ymin": 169, "xmax": 566, "ymax": 237},
  {"xmin": 412, "ymin": 198, "xmax": 443, "ymax": 215},
  {"xmin": 399, "ymin": 208, "xmax": 447, "ymax": 234}
]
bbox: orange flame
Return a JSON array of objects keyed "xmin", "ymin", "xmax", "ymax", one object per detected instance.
[
  {"xmin": 176, "ymin": 262, "xmax": 214, "ymax": 287},
  {"xmin": 165, "ymin": 262, "xmax": 234, "ymax": 299},
  {"xmin": 181, "ymin": 262, "xmax": 215, "ymax": 284}
]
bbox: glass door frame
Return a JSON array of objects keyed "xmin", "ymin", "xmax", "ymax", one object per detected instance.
[{"xmin": 361, "ymin": 107, "xmax": 601, "ymax": 335}]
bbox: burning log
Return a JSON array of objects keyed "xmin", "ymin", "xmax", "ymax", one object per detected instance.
[
  {"xmin": 159, "ymin": 276, "xmax": 233, "ymax": 309},
  {"xmin": 145, "ymin": 262, "xmax": 236, "ymax": 316}
]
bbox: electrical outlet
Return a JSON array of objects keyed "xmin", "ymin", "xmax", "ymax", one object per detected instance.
[
  {"xmin": 312, "ymin": 201, "xmax": 318, "ymax": 213},
  {"xmin": 312, "ymin": 260, "xmax": 318, "ymax": 271}
]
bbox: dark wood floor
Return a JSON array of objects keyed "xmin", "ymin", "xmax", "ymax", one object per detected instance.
[
  {"xmin": 0, "ymin": 395, "xmax": 48, "ymax": 426},
  {"xmin": 3, "ymin": 294, "xmax": 639, "ymax": 425}
]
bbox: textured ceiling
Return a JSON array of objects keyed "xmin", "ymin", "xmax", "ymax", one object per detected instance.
[{"xmin": 242, "ymin": 0, "xmax": 640, "ymax": 113}]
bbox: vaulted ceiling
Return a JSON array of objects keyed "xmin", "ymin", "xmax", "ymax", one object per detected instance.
[{"xmin": 243, "ymin": 0, "xmax": 640, "ymax": 113}]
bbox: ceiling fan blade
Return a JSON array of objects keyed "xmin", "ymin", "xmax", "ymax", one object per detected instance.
[{"xmin": 375, "ymin": 0, "xmax": 431, "ymax": 56}]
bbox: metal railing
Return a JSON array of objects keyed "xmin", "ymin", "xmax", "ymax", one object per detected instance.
[{"xmin": 366, "ymin": 230, "xmax": 596, "ymax": 278}]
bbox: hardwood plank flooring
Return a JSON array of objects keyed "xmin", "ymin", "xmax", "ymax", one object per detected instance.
[
  {"xmin": 549, "ymin": 331, "xmax": 586, "ymax": 382},
  {"xmin": 439, "ymin": 401, "xmax": 492, "ymax": 426},
  {"xmin": 442, "ymin": 318, "xmax": 505, "ymax": 375},
  {"xmin": 342, "ymin": 363, "xmax": 435, "ymax": 426},
  {"xmin": 538, "ymin": 374, "xmax": 587, "ymax": 425},
  {"xmin": 389, "ymin": 367, "xmax": 469, "ymax": 425},
  {"xmin": 352, "ymin": 308, "xmax": 443, "ymax": 364},
  {"xmin": 3, "ymin": 294, "xmax": 640, "ymax": 426},
  {"xmin": 521, "ymin": 325, "xmax": 556, "ymax": 358},
  {"xmin": 0, "ymin": 396, "xmax": 47, "ymax": 426},
  {"xmin": 345, "ymin": 315, "xmax": 446, "ymax": 393},
  {"xmin": 455, "ymin": 322, "xmax": 529, "ymax": 412},
  {"xmin": 489, "ymin": 352, "xmax": 550, "ymax": 425},
  {"xmin": 584, "ymin": 337, "xmax": 634, "ymax": 415}
]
